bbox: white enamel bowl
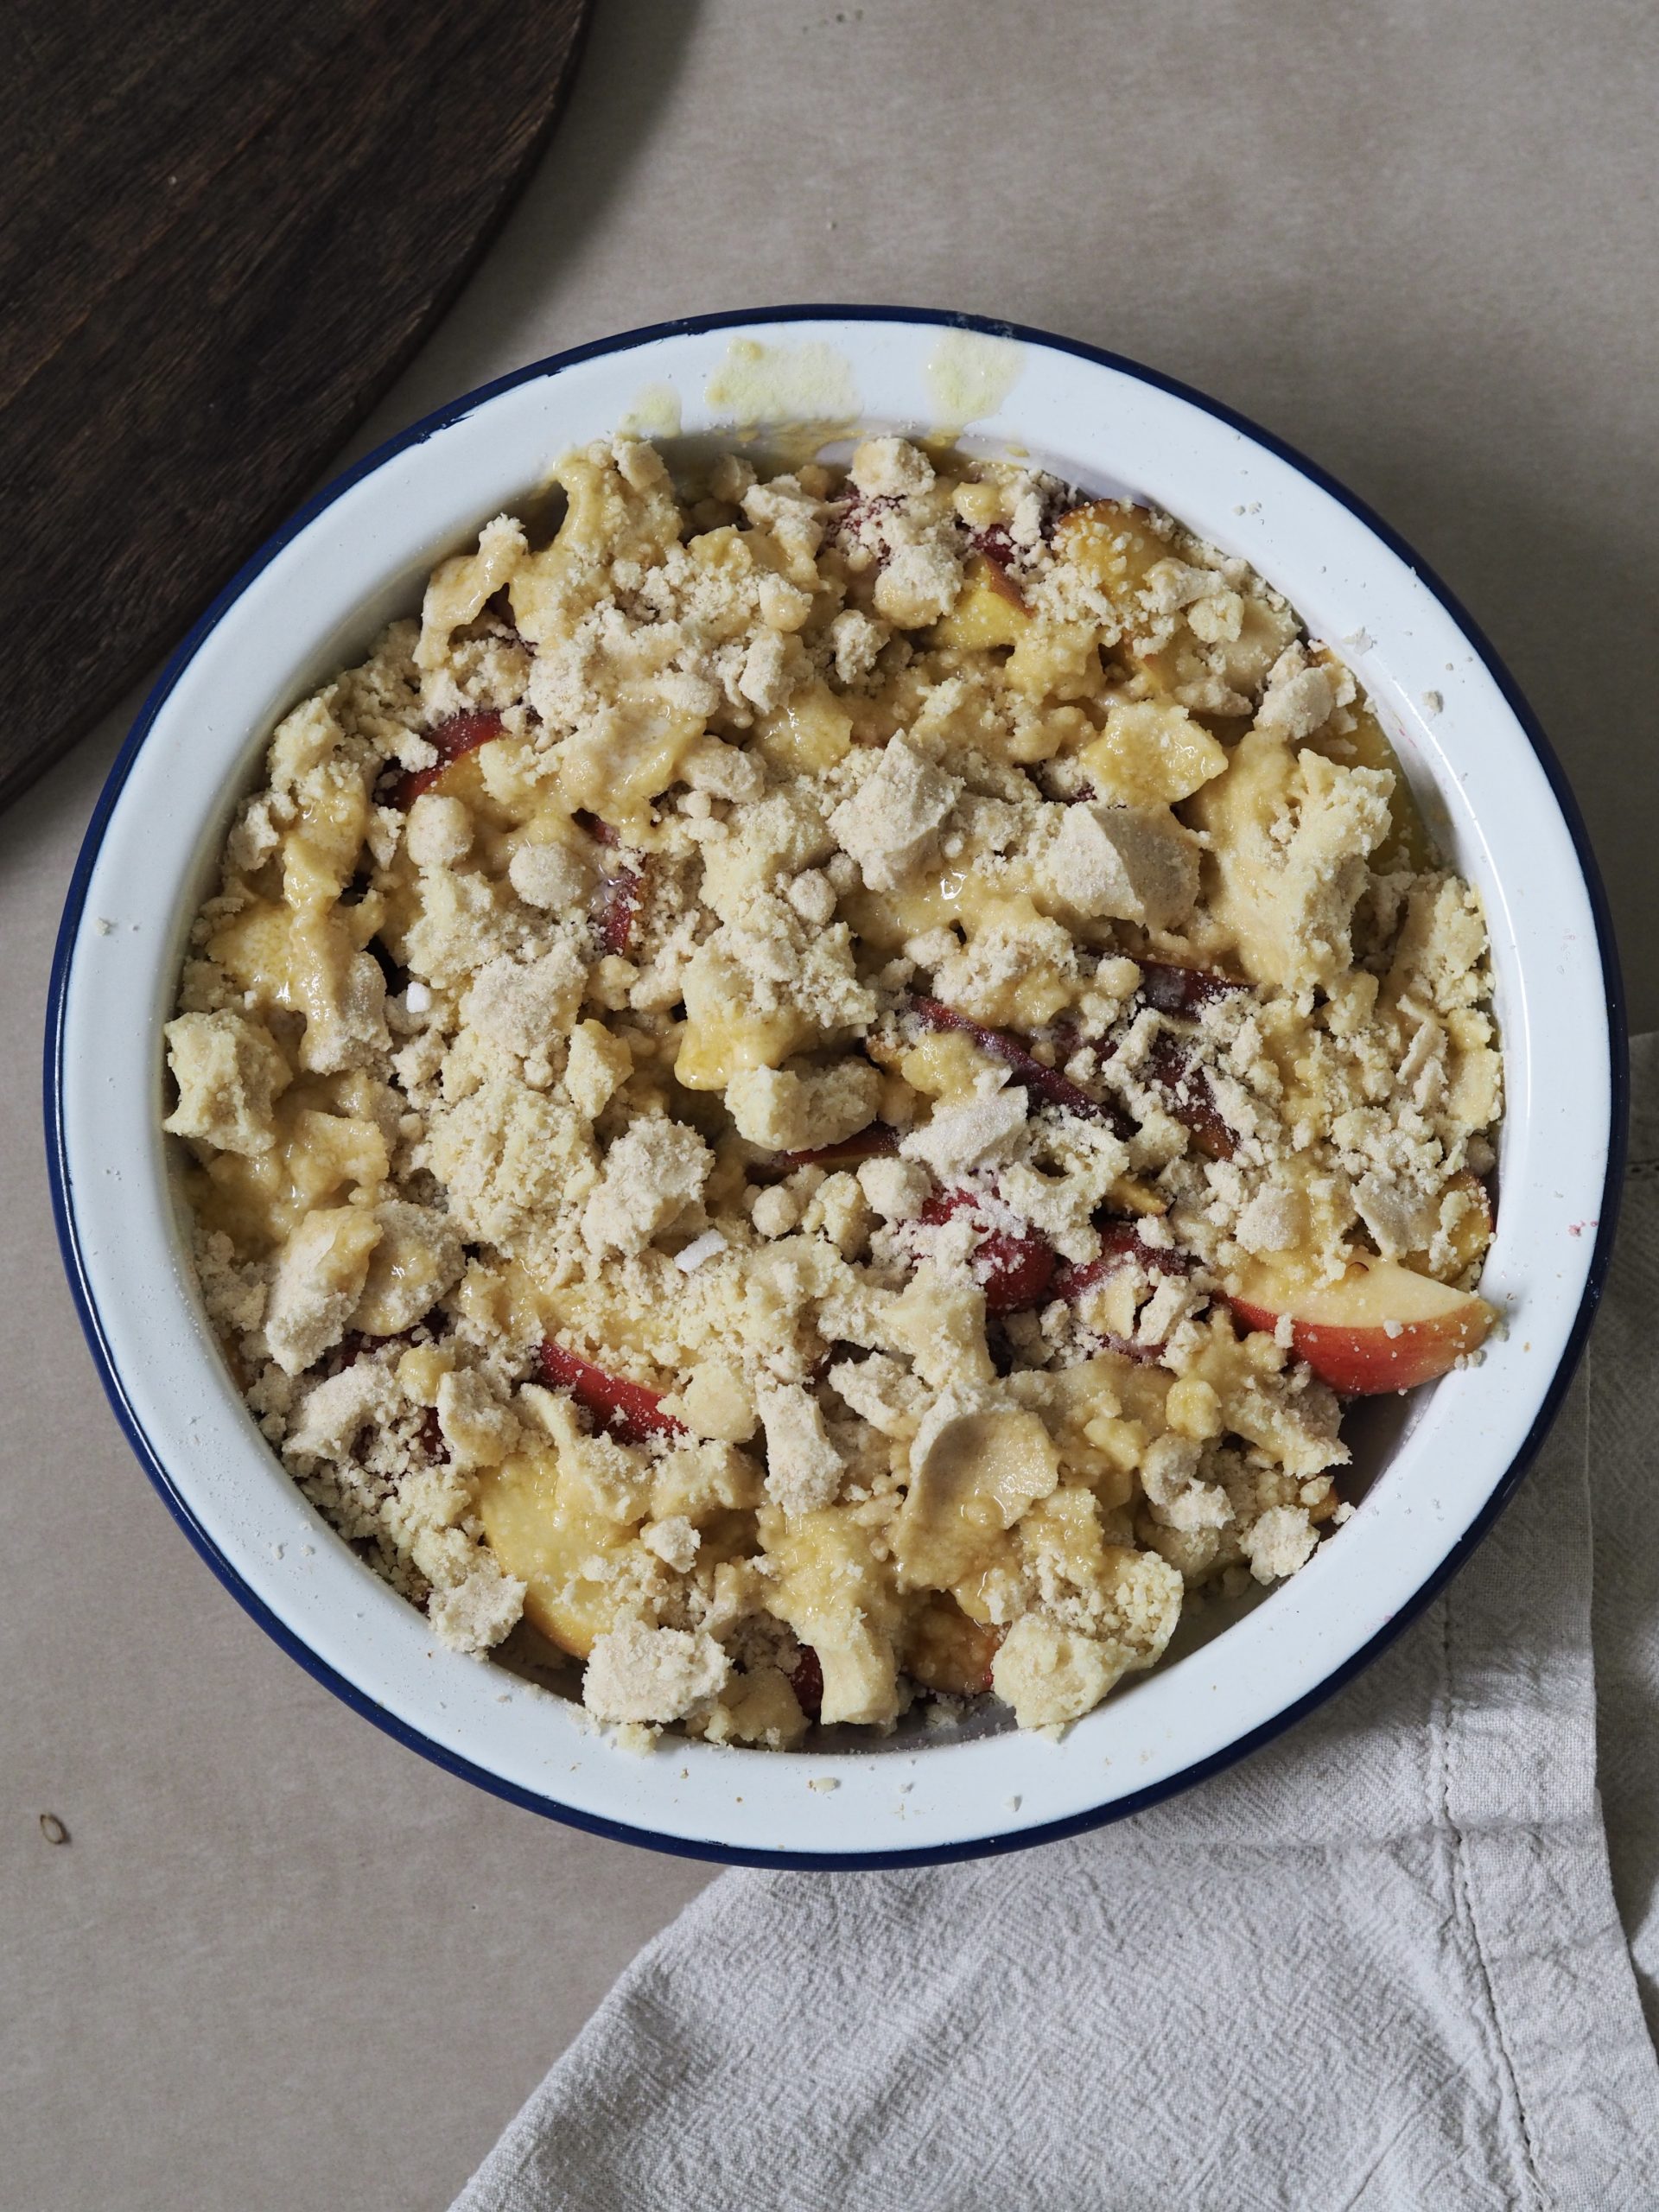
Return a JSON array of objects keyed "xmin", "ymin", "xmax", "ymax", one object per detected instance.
[{"xmin": 48, "ymin": 310, "xmax": 1624, "ymax": 1867}]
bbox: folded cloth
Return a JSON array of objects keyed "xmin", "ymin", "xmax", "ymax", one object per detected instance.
[{"xmin": 455, "ymin": 1039, "xmax": 1659, "ymax": 2212}]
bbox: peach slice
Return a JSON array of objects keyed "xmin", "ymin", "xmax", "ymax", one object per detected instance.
[
  {"xmin": 1402, "ymin": 1172, "xmax": 1495, "ymax": 1287},
  {"xmin": 932, "ymin": 553, "xmax": 1031, "ymax": 650},
  {"xmin": 788, "ymin": 1643, "xmax": 824, "ymax": 1722},
  {"xmin": 917, "ymin": 1186, "xmax": 1057, "ymax": 1313},
  {"xmin": 1229, "ymin": 1256, "xmax": 1494, "ymax": 1395},
  {"xmin": 773, "ymin": 1123, "xmax": 899, "ymax": 1172},
  {"xmin": 1144, "ymin": 1030, "xmax": 1236, "ymax": 1160},
  {"xmin": 1128, "ymin": 962, "xmax": 1248, "ymax": 1160},
  {"xmin": 592, "ymin": 858, "xmax": 647, "ymax": 955},
  {"xmin": 903, "ymin": 1593, "xmax": 1002, "ymax": 1699},
  {"xmin": 908, "ymin": 995, "xmax": 1133, "ymax": 1136},
  {"xmin": 392, "ymin": 709, "xmax": 504, "ymax": 806},
  {"xmin": 1051, "ymin": 1219, "xmax": 1192, "ymax": 1300},
  {"xmin": 472, "ymin": 1451, "xmax": 633, "ymax": 1660},
  {"xmin": 537, "ymin": 1340, "xmax": 686, "ymax": 1444},
  {"xmin": 569, "ymin": 811, "xmax": 652, "ymax": 955},
  {"xmin": 1135, "ymin": 959, "xmax": 1249, "ymax": 1018}
]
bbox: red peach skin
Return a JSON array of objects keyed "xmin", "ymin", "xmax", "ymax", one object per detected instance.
[
  {"xmin": 1129, "ymin": 962, "xmax": 1246, "ymax": 1159},
  {"xmin": 918, "ymin": 1186, "xmax": 1057, "ymax": 1312},
  {"xmin": 593, "ymin": 862, "xmax": 646, "ymax": 956},
  {"xmin": 393, "ymin": 709, "xmax": 504, "ymax": 807},
  {"xmin": 966, "ymin": 524, "xmax": 1026, "ymax": 605},
  {"xmin": 537, "ymin": 1340, "xmax": 686, "ymax": 1444},
  {"xmin": 1135, "ymin": 959, "xmax": 1248, "ymax": 1018},
  {"xmin": 572, "ymin": 810, "xmax": 649, "ymax": 955},
  {"xmin": 775, "ymin": 1124, "xmax": 899, "ymax": 1172},
  {"xmin": 1051, "ymin": 1220, "xmax": 1192, "ymax": 1300},
  {"xmin": 908, "ymin": 997, "xmax": 1133, "ymax": 1137},
  {"xmin": 789, "ymin": 1645, "xmax": 824, "ymax": 1722}
]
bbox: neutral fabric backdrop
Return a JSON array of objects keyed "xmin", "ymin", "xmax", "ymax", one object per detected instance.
[{"xmin": 5, "ymin": 4, "xmax": 1654, "ymax": 2207}]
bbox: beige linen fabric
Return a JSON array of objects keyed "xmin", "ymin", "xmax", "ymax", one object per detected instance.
[{"xmin": 452, "ymin": 1049, "xmax": 1659, "ymax": 2210}]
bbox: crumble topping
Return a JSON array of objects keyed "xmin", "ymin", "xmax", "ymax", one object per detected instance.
[{"xmin": 164, "ymin": 432, "xmax": 1502, "ymax": 1751}]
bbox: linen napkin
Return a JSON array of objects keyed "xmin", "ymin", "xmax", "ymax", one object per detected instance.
[{"xmin": 454, "ymin": 1038, "xmax": 1659, "ymax": 2212}]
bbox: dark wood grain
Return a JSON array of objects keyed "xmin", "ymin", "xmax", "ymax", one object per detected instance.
[{"xmin": 1, "ymin": 0, "xmax": 592, "ymax": 815}]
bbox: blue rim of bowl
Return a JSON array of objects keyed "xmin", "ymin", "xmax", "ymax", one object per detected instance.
[{"xmin": 45, "ymin": 305, "xmax": 1628, "ymax": 1872}]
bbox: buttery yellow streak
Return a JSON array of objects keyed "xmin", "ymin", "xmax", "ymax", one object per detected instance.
[
  {"xmin": 923, "ymin": 329, "xmax": 1025, "ymax": 435},
  {"xmin": 702, "ymin": 338, "xmax": 861, "ymax": 467},
  {"xmin": 620, "ymin": 382, "xmax": 683, "ymax": 439}
]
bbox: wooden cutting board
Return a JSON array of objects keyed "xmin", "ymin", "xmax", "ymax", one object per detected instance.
[{"xmin": 0, "ymin": 0, "xmax": 591, "ymax": 816}]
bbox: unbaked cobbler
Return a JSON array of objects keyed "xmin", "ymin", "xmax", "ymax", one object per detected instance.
[{"xmin": 164, "ymin": 432, "xmax": 1501, "ymax": 1750}]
